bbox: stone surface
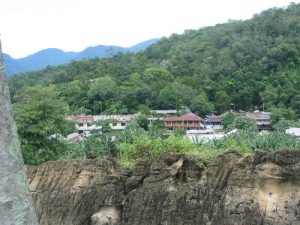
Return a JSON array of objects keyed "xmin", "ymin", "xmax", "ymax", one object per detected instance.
[
  {"xmin": 0, "ymin": 39, "xmax": 38, "ymax": 225},
  {"xmin": 27, "ymin": 150, "xmax": 300, "ymax": 225}
]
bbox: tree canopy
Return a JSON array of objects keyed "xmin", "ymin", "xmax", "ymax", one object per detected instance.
[
  {"xmin": 7, "ymin": 4, "xmax": 300, "ymax": 167},
  {"xmin": 13, "ymin": 85, "xmax": 73, "ymax": 164},
  {"xmin": 9, "ymin": 4, "xmax": 300, "ymax": 119}
]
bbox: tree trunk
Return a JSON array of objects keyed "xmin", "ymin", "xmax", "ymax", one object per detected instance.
[{"xmin": 0, "ymin": 39, "xmax": 39, "ymax": 225}]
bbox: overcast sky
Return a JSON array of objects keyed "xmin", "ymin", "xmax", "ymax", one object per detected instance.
[{"xmin": 0, "ymin": 0, "xmax": 297, "ymax": 58}]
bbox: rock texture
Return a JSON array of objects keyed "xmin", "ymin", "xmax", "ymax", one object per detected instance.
[
  {"xmin": 27, "ymin": 150, "xmax": 300, "ymax": 225},
  {"xmin": 0, "ymin": 39, "xmax": 38, "ymax": 225}
]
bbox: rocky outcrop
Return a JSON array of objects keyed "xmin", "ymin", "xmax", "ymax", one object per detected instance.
[
  {"xmin": 27, "ymin": 150, "xmax": 300, "ymax": 225},
  {"xmin": 0, "ymin": 39, "xmax": 38, "ymax": 225}
]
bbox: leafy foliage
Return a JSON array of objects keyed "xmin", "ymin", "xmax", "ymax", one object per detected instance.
[
  {"xmin": 227, "ymin": 117, "xmax": 258, "ymax": 132},
  {"xmin": 9, "ymin": 4, "xmax": 300, "ymax": 119},
  {"xmin": 8, "ymin": 4, "xmax": 300, "ymax": 166},
  {"xmin": 13, "ymin": 86, "xmax": 73, "ymax": 164},
  {"xmin": 116, "ymin": 128, "xmax": 300, "ymax": 168}
]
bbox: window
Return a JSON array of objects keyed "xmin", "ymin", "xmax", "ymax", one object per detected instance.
[
  {"xmin": 113, "ymin": 123, "xmax": 117, "ymax": 126},
  {"xmin": 79, "ymin": 123, "xmax": 83, "ymax": 127},
  {"xmin": 121, "ymin": 123, "xmax": 126, "ymax": 126}
]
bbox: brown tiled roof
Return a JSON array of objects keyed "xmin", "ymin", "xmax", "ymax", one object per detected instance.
[
  {"xmin": 246, "ymin": 113, "xmax": 271, "ymax": 120},
  {"xmin": 65, "ymin": 114, "xmax": 137, "ymax": 123},
  {"xmin": 65, "ymin": 115, "xmax": 94, "ymax": 122},
  {"xmin": 165, "ymin": 125, "xmax": 203, "ymax": 129},
  {"xmin": 163, "ymin": 112, "xmax": 204, "ymax": 122},
  {"xmin": 94, "ymin": 114, "xmax": 136, "ymax": 122},
  {"xmin": 205, "ymin": 116, "xmax": 223, "ymax": 123}
]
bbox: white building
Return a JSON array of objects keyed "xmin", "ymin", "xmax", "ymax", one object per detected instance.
[
  {"xmin": 150, "ymin": 110, "xmax": 178, "ymax": 116},
  {"xmin": 148, "ymin": 110, "xmax": 178, "ymax": 124},
  {"xmin": 65, "ymin": 114, "xmax": 138, "ymax": 136},
  {"xmin": 65, "ymin": 115, "xmax": 102, "ymax": 137},
  {"xmin": 286, "ymin": 127, "xmax": 300, "ymax": 139},
  {"xmin": 94, "ymin": 114, "xmax": 137, "ymax": 130},
  {"xmin": 186, "ymin": 129, "xmax": 225, "ymax": 143}
]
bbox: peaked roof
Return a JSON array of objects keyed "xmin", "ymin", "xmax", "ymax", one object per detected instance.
[
  {"xmin": 65, "ymin": 115, "xmax": 94, "ymax": 122},
  {"xmin": 164, "ymin": 112, "xmax": 204, "ymax": 122},
  {"xmin": 150, "ymin": 110, "xmax": 178, "ymax": 114},
  {"xmin": 205, "ymin": 115, "xmax": 223, "ymax": 123},
  {"xmin": 94, "ymin": 114, "xmax": 136, "ymax": 122},
  {"xmin": 246, "ymin": 112, "xmax": 271, "ymax": 120},
  {"xmin": 65, "ymin": 114, "xmax": 137, "ymax": 122}
]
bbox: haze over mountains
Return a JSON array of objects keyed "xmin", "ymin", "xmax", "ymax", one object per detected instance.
[{"xmin": 4, "ymin": 38, "xmax": 159, "ymax": 76}]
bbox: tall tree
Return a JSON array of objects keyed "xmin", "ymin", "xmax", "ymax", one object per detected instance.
[
  {"xmin": 0, "ymin": 40, "xmax": 38, "ymax": 224},
  {"xmin": 190, "ymin": 92, "xmax": 215, "ymax": 117},
  {"xmin": 13, "ymin": 85, "xmax": 70, "ymax": 165}
]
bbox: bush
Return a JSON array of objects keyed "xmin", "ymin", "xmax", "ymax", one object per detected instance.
[
  {"xmin": 117, "ymin": 135, "xmax": 197, "ymax": 167},
  {"xmin": 116, "ymin": 134, "xmax": 253, "ymax": 168}
]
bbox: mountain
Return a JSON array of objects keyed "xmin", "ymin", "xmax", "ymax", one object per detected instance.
[
  {"xmin": 74, "ymin": 39, "xmax": 160, "ymax": 60},
  {"xmin": 126, "ymin": 38, "xmax": 160, "ymax": 52},
  {"xmin": 73, "ymin": 45, "xmax": 124, "ymax": 60},
  {"xmin": 9, "ymin": 4, "xmax": 300, "ymax": 117},
  {"xmin": 4, "ymin": 38, "xmax": 159, "ymax": 76},
  {"xmin": 3, "ymin": 53, "xmax": 24, "ymax": 76}
]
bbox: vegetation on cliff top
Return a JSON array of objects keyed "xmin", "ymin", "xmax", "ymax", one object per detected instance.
[
  {"xmin": 55, "ymin": 118, "xmax": 300, "ymax": 168},
  {"xmin": 7, "ymin": 3, "xmax": 300, "ymax": 166}
]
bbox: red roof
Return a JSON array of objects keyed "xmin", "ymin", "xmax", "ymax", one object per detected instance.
[
  {"xmin": 65, "ymin": 115, "xmax": 94, "ymax": 122},
  {"xmin": 163, "ymin": 112, "xmax": 204, "ymax": 122},
  {"xmin": 165, "ymin": 125, "xmax": 203, "ymax": 129},
  {"xmin": 65, "ymin": 114, "xmax": 137, "ymax": 123},
  {"xmin": 205, "ymin": 116, "xmax": 222, "ymax": 123},
  {"xmin": 246, "ymin": 113, "xmax": 271, "ymax": 120}
]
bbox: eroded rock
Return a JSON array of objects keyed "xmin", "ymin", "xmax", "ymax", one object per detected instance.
[
  {"xmin": 91, "ymin": 206, "xmax": 120, "ymax": 225},
  {"xmin": 27, "ymin": 150, "xmax": 300, "ymax": 225}
]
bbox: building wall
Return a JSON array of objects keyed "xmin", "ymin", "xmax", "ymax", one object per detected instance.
[
  {"xmin": 76, "ymin": 122, "xmax": 102, "ymax": 136},
  {"xmin": 109, "ymin": 122, "xmax": 127, "ymax": 130}
]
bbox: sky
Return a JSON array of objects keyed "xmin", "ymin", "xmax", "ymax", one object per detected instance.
[{"xmin": 0, "ymin": 0, "xmax": 297, "ymax": 58}]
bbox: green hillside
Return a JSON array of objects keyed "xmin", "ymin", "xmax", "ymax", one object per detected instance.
[{"xmin": 9, "ymin": 3, "xmax": 300, "ymax": 118}]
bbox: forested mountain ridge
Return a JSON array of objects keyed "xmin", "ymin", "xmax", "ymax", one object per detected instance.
[
  {"xmin": 4, "ymin": 38, "xmax": 159, "ymax": 76},
  {"xmin": 9, "ymin": 3, "xmax": 300, "ymax": 119}
]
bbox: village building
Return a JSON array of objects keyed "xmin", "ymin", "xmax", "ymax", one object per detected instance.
[
  {"xmin": 94, "ymin": 114, "xmax": 137, "ymax": 130},
  {"xmin": 286, "ymin": 127, "xmax": 300, "ymax": 139},
  {"xmin": 150, "ymin": 110, "xmax": 178, "ymax": 117},
  {"xmin": 245, "ymin": 111, "xmax": 272, "ymax": 130},
  {"xmin": 184, "ymin": 115, "xmax": 224, "ymax": 142},
  {"xmin": 148, "ymin": 110, "xmax": 178, "ymax": 124},
  {"xmin": 233, "ymin": 111, "xmax": 272, "ymax": 130},
  {"xmin": 163, "ymin": 112, "xmax": 204, "ymax": 130},
  {"xmin": 65, "ymin": 115, "xmax": 102, "ymax": 137},
  {"xmin": 204, "ymin": 115, "xmax": 223, "ymax": 129},
  {"xmin": 65, "ymin": 114, "xmax": 137, "ymax": 136},
  {"xmin": 186, "ymin": 132, "xmax": 225, "ymax": 143}
]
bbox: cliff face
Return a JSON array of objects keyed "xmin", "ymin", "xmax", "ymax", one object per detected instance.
[
  {"xmin": 27, "ymin": 150, "xmax": 300, "ymax": 225},
  {"xmin": 0, "ymin": 39, "xmax": 38, "ymax": 225}
]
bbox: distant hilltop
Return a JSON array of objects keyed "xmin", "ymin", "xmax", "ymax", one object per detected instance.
[{"xmin": 3, "ymin": 38, "xmax": 160, "ymax": 76}]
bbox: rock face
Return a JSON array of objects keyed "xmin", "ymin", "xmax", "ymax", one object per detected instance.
[
  {"xmin": 0, "ymin": 39, "xmax": 38, "ymax": 225},
  {"xmin": 27, "ymin": 150, "xmax": 300, "ymax": 225}
]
